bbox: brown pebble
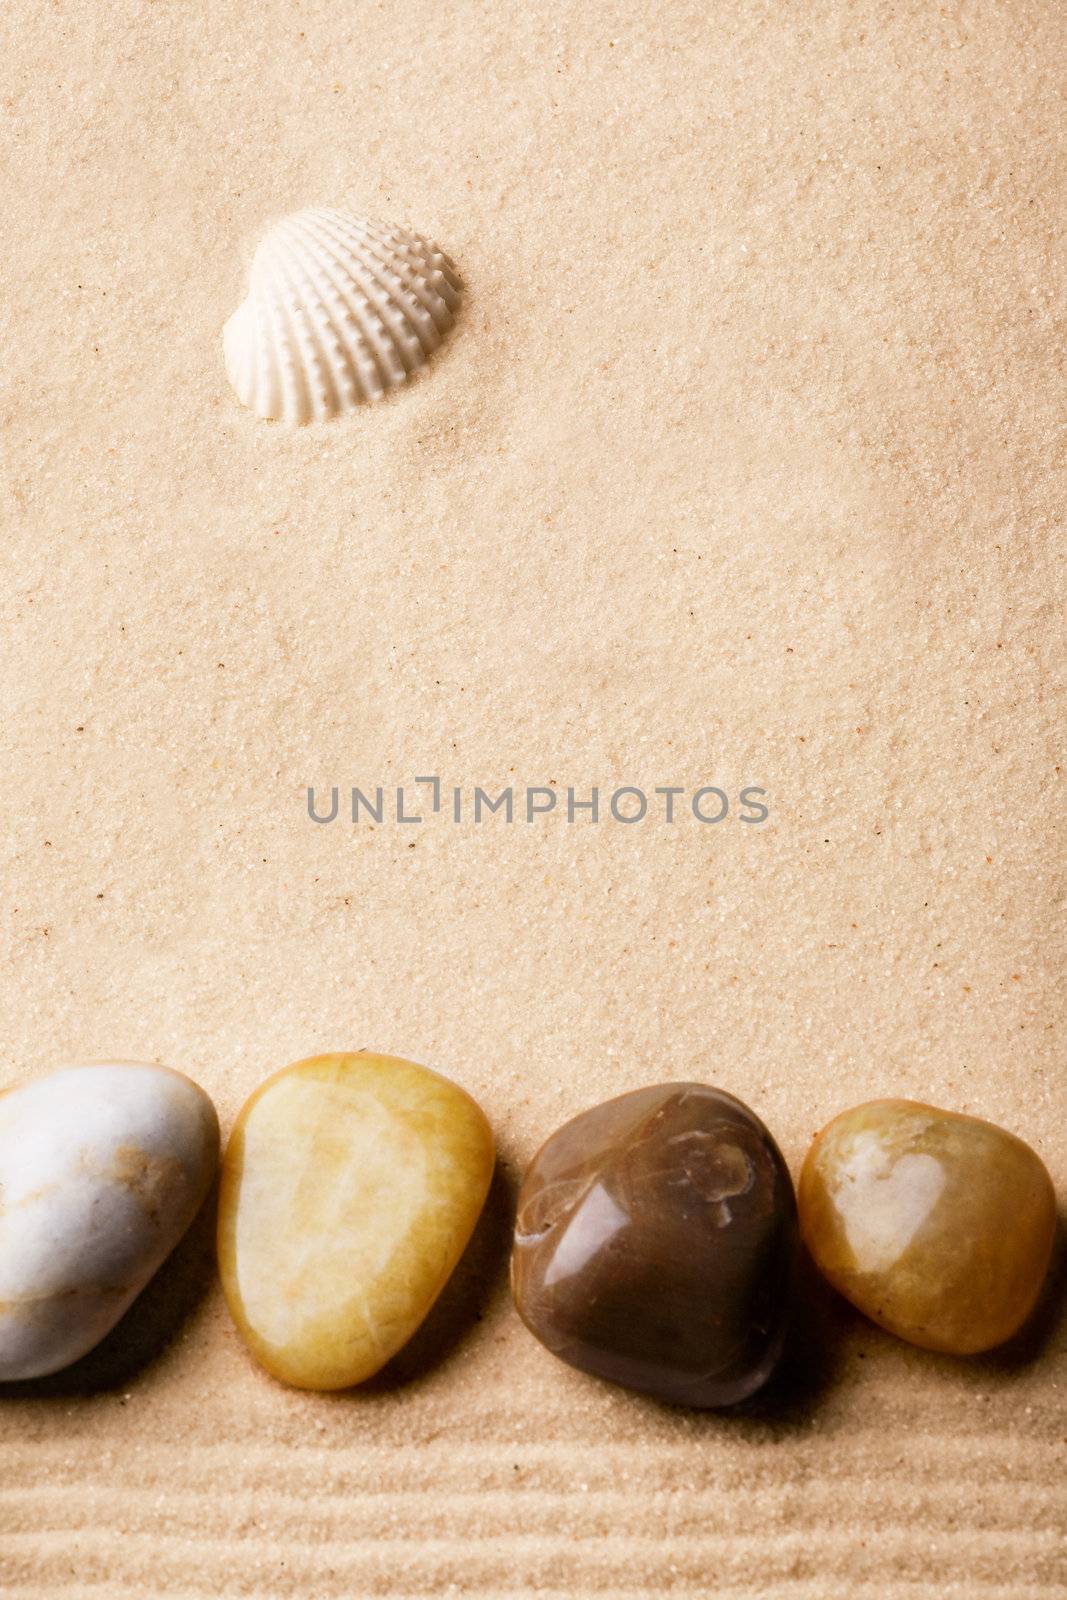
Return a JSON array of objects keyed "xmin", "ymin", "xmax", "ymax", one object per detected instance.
[{"xmin": 511, "ymin": 1084, "xmax": 798, "ymax": 1407}]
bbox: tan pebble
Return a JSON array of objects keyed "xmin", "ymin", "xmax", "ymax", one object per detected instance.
[
  {"xmin": 217, "ymin": 1052, "xmax": 494, "ymax": 1389},
  {"xmin": 798, "ymin": 1098, "xmax": 1056, "ymax": 1354}
]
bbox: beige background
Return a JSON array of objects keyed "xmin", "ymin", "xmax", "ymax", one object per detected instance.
[{"xmin": 1, "ymin": 0, "xmax": 1064, "ymax": 1595}]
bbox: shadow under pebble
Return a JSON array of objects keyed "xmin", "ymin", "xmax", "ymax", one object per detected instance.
[
  {"xmin": 0, "ymin": 1179, "xmax": 219, "ymax": 1399},
  {"xmin": 356, "ymin": 1156, "xmax": 518, "ymax": 1395},
  {"xmin": 727, "ymin": 1208, "xmax": 1067, "ymax": 1424},
  {"xmin": 937, "ymin": 1207, "xmax": 1067, "ymax": 1379},
  {"xmin": 728, "ymin": 1246, "xmax": 850, "ymax": 1428}
]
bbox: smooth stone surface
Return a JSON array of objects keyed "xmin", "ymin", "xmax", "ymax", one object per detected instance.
[
  {"xmin": 218, "ymin": 1052, "xmax": 495, "ymax": 1390},
  {"xmin": 511, "ymin": 1084, "xmax": 798, "ymax": 1407},
  {"xmin": 798, "ymin": 1098, "xmax": 1057, "ymax": 1354},
  {"xmin": 0, "ymin": 1062, "xmax": 219, "ymax": 1380}
]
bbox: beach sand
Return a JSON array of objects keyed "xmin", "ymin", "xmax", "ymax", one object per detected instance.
[{"xmin": 1, "ymin": 1, "xmax": 1064, "ymax": 1594}]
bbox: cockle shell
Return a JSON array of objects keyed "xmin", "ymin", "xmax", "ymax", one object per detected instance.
[
  {"xmin": 0, "ymin": 1062, "xmax": 219, "ymax": 1380},
  {"xmin": 223, "ymin": 208, "xmax": 462, "ymax": 425}
]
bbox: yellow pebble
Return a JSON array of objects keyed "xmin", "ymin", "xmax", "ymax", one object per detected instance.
[
  {"xmin": 218, "ymin": 1052, "xmax": 494, "ymax": 1389},
  {"xmin": 798, "ymin": 1098, "xmax": 1056, "ymax": 1354}
]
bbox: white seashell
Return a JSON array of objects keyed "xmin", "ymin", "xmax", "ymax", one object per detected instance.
[
  {"xmin": 223, "ymin": 207, "xmax": 462, "ymax": 425},
  {"xmin": 0, "ymin": 1062, "xmax": 219, "ymax": 1379}
]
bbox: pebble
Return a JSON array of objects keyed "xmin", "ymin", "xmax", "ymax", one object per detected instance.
[
  {"xmin": 217, "ymin": 1052, "xmax": 494, "ymax": 1389},
  {"xmin": 0, "ymin": 1062, "xmax": 219, "ymax": 1380},
  {"xmin": 510, "ymin": 1083, "xmax": 798, "ymax": 1407},
  {"xmin": 798, "ymin": 1098, "xmax": 1056, "ymax": 1353}
]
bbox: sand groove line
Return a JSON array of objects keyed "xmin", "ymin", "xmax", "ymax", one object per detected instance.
[
  {"xmin": 43, "ymin": 1402, "xmax": 1060, "ymax": 1440},
  {"xmin": 2, "ymin": 1442, "xmax": 1058, "ymax": 1487},
  {"xmin": 5, "ymin": 1527, "xmax": 1064, "ymax": 1559},
  {"xmin": 6, "ymin": 1420, "xmax": 1062, "ymax": 1446},
  {"xmin": 4, "ymin": 1590, "xmax": 1067, "ymax": 1600},
  {"xmin": 5, "ymin": 1559, "xmax": 1065, "ymax": 1599},
  {"xmin": 1, "ymin": 1480, "xmax": 1063, "ymax": 1532},
  {"xmin": 6, "ymin": 1382, "xmax": 1062, "ymax": 1433},
  {"xmin": 3, "ymin": 1462, "xmax": 1059, "ymax": 1501},
  {"xmin": 4, "ymin": 1430, "xmax": 1060, "ymax": 1461},
  {"xmin": 3, "ymin": 1442, "xmax": 1059, "ymax": 1495},
  {"xmin": 4, "ymin": 1548, "xmax": 1065, "ymax": 1600},
  {"xmin": 3, "ymin": 1589, "xmax": 1066, "ymax": 1600},
  {"xmin": 6, "ymin": 1388, "xmax": 1058, "ymax": 1441}
]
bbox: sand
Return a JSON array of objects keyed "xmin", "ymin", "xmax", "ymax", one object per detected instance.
[{"xmin": 1, "ymin": 0, "xmax": 1064, "ymax": 1594}]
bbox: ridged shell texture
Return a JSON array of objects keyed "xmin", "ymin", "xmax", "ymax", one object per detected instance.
[{"xmin": 223, "ymin": 208, "xmax": 461, "ymax": 424}]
